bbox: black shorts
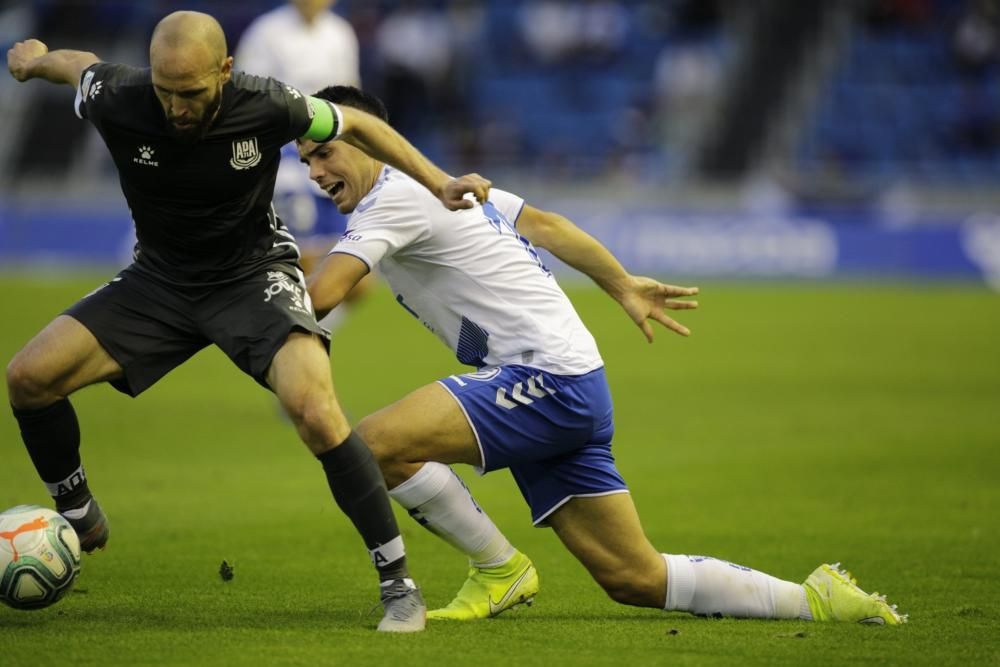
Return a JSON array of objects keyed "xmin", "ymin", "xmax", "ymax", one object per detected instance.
[{"xmin": 65, "ymin": 264, "xmax": 330, "ymax": 397}]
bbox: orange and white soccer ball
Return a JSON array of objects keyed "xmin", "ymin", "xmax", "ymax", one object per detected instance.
[{"xmin": 0, "ymin": 505, "xmax": 81, "ymax": 610}]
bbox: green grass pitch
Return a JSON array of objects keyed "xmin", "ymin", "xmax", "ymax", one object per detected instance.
[{"xmin": 1, "ymin": 272, "xmax": 998, "ymax": 666}]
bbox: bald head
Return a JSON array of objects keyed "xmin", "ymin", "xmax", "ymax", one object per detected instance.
[
  {"xmin": 150, "ymin": 11, "xmax": 228, "ymax": 74},
  {"xmin": 149, "ymin": 11, "xmax": 233, "ymax": 142}
]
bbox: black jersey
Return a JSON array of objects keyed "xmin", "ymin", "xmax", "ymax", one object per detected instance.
[{"xmin": 75, "ymin": 63, "xmax": 314, "ymax": 285}]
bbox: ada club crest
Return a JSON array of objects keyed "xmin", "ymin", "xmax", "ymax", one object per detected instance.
[{"xmin": 230, "ymin": 137, "xmax": 261, "ymax": 170}]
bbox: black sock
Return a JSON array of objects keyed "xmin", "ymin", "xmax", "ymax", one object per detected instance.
[
  {"xmin": 12, "ymin": 399, "xmax": 92, "ymax": 510},
  {"xmin": 317, "ymin": 431, "xmax": 409, "ymax": 582}
]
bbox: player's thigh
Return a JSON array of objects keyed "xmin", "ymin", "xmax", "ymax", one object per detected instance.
[
  {"xmin": 547, "ymin": 493, "xmax": 664, "ymax": 589},
  {"xmin": 6, "ymin": 314, "xmax": 122, "ymax": 407},
  {"xmin": 266, "ymin": 330, "xmax": 337, "ymax": 400},
  {"xmin": 357, "ymin": 382, "xmax": 481, "ymax": 467},
  {"xmin": 267, "ymin": 330, "xmax": 333, "ymax": 392}
]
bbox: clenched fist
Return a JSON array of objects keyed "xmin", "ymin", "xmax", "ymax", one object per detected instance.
[{"xmin": 7, "ymin": 39, "xmax": 48, "ymax": 81}]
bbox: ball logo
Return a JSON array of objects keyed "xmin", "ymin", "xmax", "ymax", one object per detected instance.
[
  {"xmin": 230, "ymin": 137, "xmax": 262, "ymax": 170},
  {"xmin": 0, "ymin": 516, "xmax": 48, "ymax": 563}
]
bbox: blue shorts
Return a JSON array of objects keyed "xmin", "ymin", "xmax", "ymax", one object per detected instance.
[{"xmin": 438, "ymin": 365, "xmax": 628, "ymax": 526}]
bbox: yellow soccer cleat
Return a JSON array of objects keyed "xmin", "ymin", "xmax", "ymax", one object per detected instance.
[
  {"xmin": 803, "ymin": 563, "xmax": 908, "ymax": 625},
  {"xmin": 428, "ymin": 551, "xmax": 539, "ymax": 621}
]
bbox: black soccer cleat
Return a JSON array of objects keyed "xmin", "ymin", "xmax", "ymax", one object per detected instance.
[{"xmin": 59, "ymin": 497, "xmax": 110, "ymax": 553}]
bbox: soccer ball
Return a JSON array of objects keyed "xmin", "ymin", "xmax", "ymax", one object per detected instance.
[{"xmin": 0, "ymin": 505, "xmax": 81, "ymax": 610}]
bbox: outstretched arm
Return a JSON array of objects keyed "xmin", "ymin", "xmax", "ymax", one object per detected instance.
[
  {"xmin": 306, "ymin": 253, "xmax": 370, "ymax": 319},
  {"xmin": 336, "ymin": 105, "xmax": 491, "ymax": 211},
  {"xmin": 516, "ymin": 204, "xmax": 698, "ymax": 342},
  {"xmin": 7, "ymin": 39, "xmax": 98, "ymax": 86}
]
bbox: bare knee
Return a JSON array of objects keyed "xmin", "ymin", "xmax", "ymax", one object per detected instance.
[
  {"xmin": 282, "ymin": 387, "xmax": 348, "ymax": 452},
  {"xmin": 355, "ymin": 417, "xmax": 413, "ymax": 487},
  {"xmin": 6, "ymin": 353, "xmax": 56, "ymax": 409},
  {"xmin": 356, "ymin": 416, "xmax": 392, "ymax": 463}
]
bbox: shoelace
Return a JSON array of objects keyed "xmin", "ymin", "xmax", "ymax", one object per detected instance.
[{"xmin": 366, "ymin": 584, "xmax": 420, "ymax": 618}]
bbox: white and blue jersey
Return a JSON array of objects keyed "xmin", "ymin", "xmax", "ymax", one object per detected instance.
[
  {"xmin": 331, "ymin": 166, "xmax": 602, "ymax": 375},
  {"xmin": 330, "ymin": 167, "xmax": 627, "ymax": 524}
]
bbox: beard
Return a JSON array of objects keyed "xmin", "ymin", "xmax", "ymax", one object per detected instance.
[{"xmin": 167, "ymin": 89, "xmax": 223, "ymax": 144}]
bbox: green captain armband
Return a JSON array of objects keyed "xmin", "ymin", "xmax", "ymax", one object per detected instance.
[{"xmin": 303, "ymin": 97, "xmax": 343, "ymax": 143}]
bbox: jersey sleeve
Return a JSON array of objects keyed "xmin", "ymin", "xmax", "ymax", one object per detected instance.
[
  {"xmin": 270, "ymin": 80, "xmax": 342, "ymax": 144},
  {"xmin": 487, "ymin": 188, "xmax": 527, "ymax": 227},
  {"xmin": 74, "ymin": 62, "xmax": 132, "ymax": 124},
  {"xmin": 329, "ymin": 174, "xmax": 428, "ymax": 269},
  {"xmin": 276, "ymin": 80, "xmax": 314, "ymax": 141}
]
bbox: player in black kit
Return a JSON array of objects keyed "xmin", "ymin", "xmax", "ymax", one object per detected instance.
[{"xmin": 5, "ymin": 11, "xmax": 490, "ymax": 632}]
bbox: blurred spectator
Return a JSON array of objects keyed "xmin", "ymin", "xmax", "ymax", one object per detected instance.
[
  {"xmin": 234, "ymin": 0, "xmax": 365, "ymax": 331},
  {"xmin": 578, "ymin": 0, "xmax": 629, "ymax": 65},
  {"xmin": 233, "ymin": 0, "xmax": 359, "ymax": 253},
  {"xmin": 374, "ymin": 0, "xmax": 454, "ymax": 136},
  {"xmin": 518, "ymin": 0, "xmax": 627, "ymax": 66},
  {"xmin": 444, "ymin": 0, "xmax": 487, "ymax": 167},
  {"xmin": 953, "ymin": 0, "xmax": 1000, "ymax": 75},
  {"xmin": 653, "ymin": 41, "xmax": 723, "ymax": 170},
  {"xmin": 518, "ymin": 0, "xmax": 581, "ymax": 65},
  {"xmin": 235, "ymin": 0, "xmax": 360, "ymax": 93}
]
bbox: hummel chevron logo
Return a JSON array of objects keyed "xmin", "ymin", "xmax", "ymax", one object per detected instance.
[
  {"xmin": 488, "ymin": 565, "xmax": 534, "ymax": 616},
  {"xmin": 494, "ymin": 373, "xmax": 555, "ymax": 410}
]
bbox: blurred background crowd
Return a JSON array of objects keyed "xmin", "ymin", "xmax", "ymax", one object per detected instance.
[{"xmin": 2, "ymin": 0, "xmax": 1000, "ymax": 280}]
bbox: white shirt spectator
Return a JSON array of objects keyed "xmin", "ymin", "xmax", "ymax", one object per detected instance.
[
  {"xmin": 375, "ymin": 7, "xmax": 453, "ymax": 87},
  {"xmin": 235, "ymin": 3, "xmax": 360, "ymax": 94},
  {"xmin": 234, "ymin": 2, "xmax": 361, "ymax": 230}
]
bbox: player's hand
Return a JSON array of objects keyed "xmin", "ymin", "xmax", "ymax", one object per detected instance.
[
  {"xmin": 618, "ymin": 276, "xmax": 698, "ymax": 342},
  {"xmin": 7, "ymin": 39, "xmax": 48, "ymax": 81},
  {"xmin": 440, "ymin": 173, "xmax": 491, "ymax": 210}
]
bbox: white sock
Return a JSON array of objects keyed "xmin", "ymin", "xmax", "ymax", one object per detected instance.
[
  {"xmin": 663, "ymin": 554, "xmax": 811, "ymax": 619},
  {"xmin": 389, "ymin": 462, "xmax": 515, "ymax": 568}
]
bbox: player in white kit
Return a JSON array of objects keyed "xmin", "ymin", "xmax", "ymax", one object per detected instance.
[{"xmin": 299, "ymin": 86, "xmax": 907, "ymax": 626}]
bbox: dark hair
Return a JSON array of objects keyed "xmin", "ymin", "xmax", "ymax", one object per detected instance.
[{"xmin": 312, "ymin": 85, "xmax": 389, "ymax": 123}]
